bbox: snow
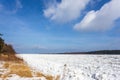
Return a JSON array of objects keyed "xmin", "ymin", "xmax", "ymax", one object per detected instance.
[
  {"xmin": 6, "ymin": 76, "xmax": 46, "ymax": 80},
  {"xmin": 0, "ymin": 61, "xmax": 47, "ymax": 80},
  {"xmin": 18, "ymin": 54, "xmax": 120, "ymax": 80}
]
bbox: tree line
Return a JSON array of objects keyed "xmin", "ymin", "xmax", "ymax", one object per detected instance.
[{"xmin": 0, "ymin": 33, "xmax": 4, "ymax": 52}]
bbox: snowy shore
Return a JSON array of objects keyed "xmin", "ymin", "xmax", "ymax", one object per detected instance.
[{"xmin": 18, "ymin": 54, "xmax": 120, "ymax": 80}]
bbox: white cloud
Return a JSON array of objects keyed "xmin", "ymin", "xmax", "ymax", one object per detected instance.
[
  {"xmin": 0, "ymin": 4, "xmax": 3, "ymax": 11},
  {"xmin": 0, "ymin": 0, "xmax": 22, "ymax": 14},
  {"xmin": 74, "ymin": 0, "xmax": 120, "ymax": 31},
  {"xmin": 32, "ymin": 45, "xmax": 47, "ymax": 50},
  {"xmin": 44, "ymin": 0, "xmax": 89, "ymax": 23},
  {"xmin": 10, "ymin": 0, "xmax": 23, "ymax": 14},
  {"xmin": 16, "ymin": 0, "xmax": 23, "ymax": 8},
  {"xmin": 89, "ymin": 0, "xmax": 102, "ymax": 7}
]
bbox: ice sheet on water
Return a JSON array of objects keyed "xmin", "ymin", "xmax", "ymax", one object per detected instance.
[{"xmin": 19, "ymin": 54, "xmax": 120, "ymax": 80}]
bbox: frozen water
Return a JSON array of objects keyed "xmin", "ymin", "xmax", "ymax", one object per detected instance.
[{"xmin": 19, "ymin": 54, "xmax": 120, "ymax": 80}]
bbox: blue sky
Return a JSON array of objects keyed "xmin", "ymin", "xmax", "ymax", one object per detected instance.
[{"xmin": 0, "ymin": 0, "xmax": 120, "ymax": 53}]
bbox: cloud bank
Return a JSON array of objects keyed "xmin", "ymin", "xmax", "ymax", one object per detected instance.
[
  {"xmin": 74, "ymin": 0, "xmax": 120, "ymax": 31},
  {"xmin": 44, "ymin": 0, "xmax": 89, "ymax": 23}
]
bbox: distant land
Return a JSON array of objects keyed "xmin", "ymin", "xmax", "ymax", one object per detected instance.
[{"xmin": 57, "ymin": 50, "xmax": 120, "ymax": 54}]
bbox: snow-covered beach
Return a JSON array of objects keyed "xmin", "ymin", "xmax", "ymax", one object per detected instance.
[{"xmin": 18, "ymin": 54, "xmax": 120, "ymax": 80}]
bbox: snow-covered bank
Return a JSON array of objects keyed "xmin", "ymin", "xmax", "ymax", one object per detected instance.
[{"xmin": 19, "ymin": 54, "xmax": 120, "ymax": 80}]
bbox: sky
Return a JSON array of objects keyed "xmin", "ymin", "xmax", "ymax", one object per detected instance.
[{"xmin": 0, "ymin": 0, "xmax": 120, "ymax": 53}]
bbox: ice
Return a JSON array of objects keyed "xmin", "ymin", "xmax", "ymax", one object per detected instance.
[{"xmin": 18, "ymin": 54, "xmax": 120, "ymax": 80}]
